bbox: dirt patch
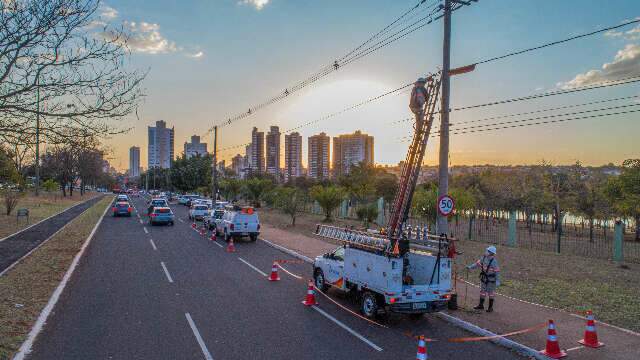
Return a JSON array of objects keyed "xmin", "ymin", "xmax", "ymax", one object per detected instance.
[
  {"xmin": 0, "ymin": 192, "xmax": 99, "ymax": 239},
  {"xmin": 0, "ymin": 196, "xmax": 112, "ymax": 359}
]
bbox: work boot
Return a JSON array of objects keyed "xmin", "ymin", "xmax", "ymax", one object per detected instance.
[
  {"xmin": 486, "ymin": 299, "xmax": 494, "ymax": 313},
  {"xmin": 474, "ymin": 297, "xmax": 485, "ymax": 310}
]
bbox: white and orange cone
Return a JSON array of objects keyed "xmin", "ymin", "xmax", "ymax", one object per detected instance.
[
  {"xmin": 191, "ymin": 222, "xmax": 197, "ymax": 229},
  {"xmin": 200, "ymin": 227, "xmax": 206, "ymax": 236},
  {"xmin": 540, "ymin": 320, "xmax": 567, "ymax": 359},
  {"xmin": 226, "ymin": 238, "xmax": 236, "ymax": 253},
  {"xmin": 578, "ymin": 310, "xmax": 604, "ymax": 348},
  {"xmin": 268, "ymin": 262, "xmax": 280, "ymax": 281},
  {"xmin": 416, "ymin": 335, "xmax": 428, "ymax": 360},
  {"xmin": 302, "ymin": 280, "xmax": 317, "ymax": 306},
  {"xmin": 210, "ymin": 232, "xmax": 216, "ymax": 241}
]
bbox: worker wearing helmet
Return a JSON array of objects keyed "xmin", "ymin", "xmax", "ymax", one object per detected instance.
[
  {"xmin": 466, "ymin": 246, "xmax": 500, "ymax": 312},
  {"xmin": 409, "ymin": 77, "xmax": 428, "ymax": 115}
]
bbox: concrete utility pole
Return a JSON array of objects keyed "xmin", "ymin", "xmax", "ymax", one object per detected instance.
[
  {"xmin": 34, "ymin": 75, "xmax": 40, "ymax": 196},
  {"xmin": 436, "ymin": 0, "xmax": 452, "ymax": 235},
  {"xmin": 212, "ymin": 126, "xmax": 218, "ymax": 201}
]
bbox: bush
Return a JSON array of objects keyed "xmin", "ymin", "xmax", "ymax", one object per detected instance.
[
  {"xmin": 310, "ymin": 185, "xmax": 346, "ymax": 222},
  {"xmin": 2, "ymin": 190, "xmax": 22, "ymax": 216},
  {"xmin": 356, "ymin": 203, "xmax": 379, "ymax": 228}
]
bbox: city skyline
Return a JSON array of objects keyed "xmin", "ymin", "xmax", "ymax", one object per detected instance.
[{"xmin": 104, "ymin": 0, "xmax": 639, "ymax": 171}]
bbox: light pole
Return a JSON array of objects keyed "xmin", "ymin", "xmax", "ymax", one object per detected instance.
[{"xmin": 35, "ymin": 75, "xmax": 41, "ymax": 196}]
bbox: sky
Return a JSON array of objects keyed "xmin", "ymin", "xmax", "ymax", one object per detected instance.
[{"xmin": 97, "ymin": 0, "xmax": 640, "ymax": 170}]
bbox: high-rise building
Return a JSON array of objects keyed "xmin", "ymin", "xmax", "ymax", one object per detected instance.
[
  {"xmin": 308, "ymin": 132, "xmax": 330, "ymax": 180},
  {"xmin": 148, "ymin": 120, "xmax": 174, "ymax": 169},
  {"xmin": 284, "ymin": 132, "xmax": 302, "ymax": 182},
  {"xmin": 250, "ymin": 127, "xmax": 265, "ymax": 173},
  {"xmin": 332, "ymin": 130, "xmax": 374, "ymax": 177},
  {"xmin": 129, "ymin": 146, "xmax": 140, "ymax": 177},
  {"xmin": 184, "ymin": 135, "xmax": 208, "ymax": 159},
  {"xmin": 266, "ymin": 126, "xmax": 281, "ymax": 178},
  {"xmin": 231, "ymin": 154, "xmax": 244, "ymax": 178}
]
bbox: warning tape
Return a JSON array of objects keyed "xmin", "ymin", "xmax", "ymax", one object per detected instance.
[
  {"xmin": 277, "ymin": 263, "xmax": 302, "ymax": 280},
  {"xmin": 311, "ymin": 283, "xmax": 388, "ymax": 328},
  {"xmin": 275, "ymin": 259, "xmax": 307, "ymax": 265},
  {"xmin": 446, "ymin": 322, "xmax": 546, "ymax": 343}
]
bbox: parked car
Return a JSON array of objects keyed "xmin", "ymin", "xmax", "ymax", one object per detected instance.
[
  {"xmin": 115, "ymin": 194, "xmax": 129, "ymax": 203},
  {"xmin": 189, "ymin": 204, "xmax": 210, "ymax": 221},
  {"xmin": 207, "ymin": 208, "xmax": 225, "ymax": 231},
  {"xmin": 216, "ymin": 206, "xmax": 260, "ymax": 242},
  {"xmin": 112, "ymin": 201, "xmax": 133, "ymax": 217},
  {"xmin": 148, "ymin": 198, "xmax": 169, "ymax": 215},
  {"xmin": 185, "ymin": 196, "xmax": 200, "ymax": 207},
  {"xmin": 149, "ymin": 207, "xmax": 175, "ymax": 226}
]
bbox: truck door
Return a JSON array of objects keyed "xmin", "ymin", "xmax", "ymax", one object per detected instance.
[{"xmin": 325, "ymin": 247, "xmax": 345, "ymax": 289}]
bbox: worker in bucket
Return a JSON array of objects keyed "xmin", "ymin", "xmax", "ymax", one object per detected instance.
[{"xmin": 466, "ymin": 246, "xmax": 500, "ymax": 312}]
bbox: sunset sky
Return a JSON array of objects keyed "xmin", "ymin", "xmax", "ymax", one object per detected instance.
[{"xmin": 98, "ymin": 0, "xmax": 640, "ymax": 170}]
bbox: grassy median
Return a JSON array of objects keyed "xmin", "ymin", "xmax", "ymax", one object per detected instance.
[
  {"xmin": 0, "ymin": 196, "xmax": 112, "ymax": 359},
  {"xmin": 0, "ymin": 192, "xmax": 98, "ymax": 239}
]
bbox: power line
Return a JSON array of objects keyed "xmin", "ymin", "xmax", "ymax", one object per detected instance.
[{"xmin": 473, "ymin": 19, "xmax": 640, "ymax": 66}]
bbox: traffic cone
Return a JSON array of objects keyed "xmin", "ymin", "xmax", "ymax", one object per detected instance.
[
  {"xmin": 540, "ymin": 320, "xmax": 567, "ymax": 359},
  {"xmin": 200, "ymin": 227, "xmax": 206, "ymax": 236},
  {"xmin": 578, "ymin": 310, "xmax": 604, "ymax": 348},
  {"xmin": 416, "ymin": 335, "xmax": 428, "ymax": 360},
  {"xmin": 191, "ymin": 222, "xmax": 196, "ymax": 229},
  {"xmin": 268, "ymin": 262, "xmax": 280, "ymax": 281},
  {"xmin": 226, "ymin": 238, "xmax": 236, "ymax": 253},
  {"xmin": 210, "ymin": 233, "xmax": 216, "ymax": 241},
  {"xmin": 302, "ymin": 280, "xmax": 317, "ymax": 306}
]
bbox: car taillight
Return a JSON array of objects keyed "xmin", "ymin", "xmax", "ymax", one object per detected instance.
[
  {"xmin": 230, "ymin": 223, "xmax": 234, "ymax": 230},
  {"xmin": 389, "ymin": 297, "xmax": 397, "ymax": 304},
  {"xmin": 150, "ymin": 213, "xmax": 157, "ymax": 217}
]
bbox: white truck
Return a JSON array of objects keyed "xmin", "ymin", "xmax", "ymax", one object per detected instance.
[{"xmin": 313, "ymin": 225, "xmax": 452, "ymax": 319}]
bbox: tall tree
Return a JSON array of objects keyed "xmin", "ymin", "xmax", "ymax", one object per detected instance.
[{"xmin": 606, "ymin": 159, "xmax": 640, "ymax": 241}]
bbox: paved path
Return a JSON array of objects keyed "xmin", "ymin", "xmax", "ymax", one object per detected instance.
[
  {"xmin": 27, "ymin": 197, "xmax": 519, "ymax": 360},
  {"xmin": 0, "ymin": 195, "xmax": 104, "ymax": 275}
]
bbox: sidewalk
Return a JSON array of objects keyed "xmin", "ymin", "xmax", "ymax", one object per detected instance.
[{"xmin": 260, "ymin": 224, "xmax": 640, "ymax": 360}]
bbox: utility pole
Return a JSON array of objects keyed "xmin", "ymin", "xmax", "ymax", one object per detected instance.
[
  {"xmin": 35, "ymin": 75, "xmax": 41, "ymax": 196},
  {"xmin": 212, "ymin": 126, "xmax": 218, "ymax": 201},
  {"xmin": 436, "ymin": 0, "xmax": 452, "ymax": 235}
]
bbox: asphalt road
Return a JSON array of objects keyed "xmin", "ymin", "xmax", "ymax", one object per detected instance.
[
  {"xmin": 28, "ymin": 196, "xmax": 521, "ymax": 359},
  {"xmin": 0, "ymin": 195, "xmax": 104, "ymax": 274}
]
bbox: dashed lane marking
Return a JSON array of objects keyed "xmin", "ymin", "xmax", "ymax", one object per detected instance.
[
  {"xmin": 143, "ymin": 227, "xmax": 149, "ymax": 234},
  {"xmin": 238, "ymin": 258, "xmax": 267, "ymax": 277},
  {"xmin": 179, "ymin": 218, "xmax": 185, "ymax": 223},
  {"xmin": 185, "ymin": 313, "xmax": 214, "ymax": 360},
  {"xmin": 213, "ymin": 241, "xmax": 223, "ymax": 248},
  {"xmin": 160, "ymin": 262, "xmax": 174, "ymax": 283},
  {"xmin": 150, "ymin": 239, "xmax": 157, "ymax": 251},
  {"xmin": 139, "ymin": 219, "xmax": 143, "ymax": 224},
  {"xmin": 311, "ymin": 306, "xmax": 383, "ymax": 352}
]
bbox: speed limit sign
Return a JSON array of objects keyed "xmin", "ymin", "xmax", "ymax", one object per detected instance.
[{"xmin": 437, "ymin": 194, "xmax": 455, "ymax": 216}]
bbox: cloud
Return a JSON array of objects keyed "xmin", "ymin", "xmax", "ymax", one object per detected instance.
[
  {"xmin": 186, "ymin": 51, "xmax": 204, "ymax": 59},
  {"xmin": 604, "ymin": 24, "xmax": 640, "ymax": 41},
  {"xmin": 558, "ymin": 44, "xmax": 640, "ymax": 89},
  {"xmin": 100, "ymin": 5, "xmax": 118, "ymax": 20},
  {"xmin": 99, "ymin": 21, "xmax": 177, "ymax": 54},
  {"xmin": 239, "ymin": 0, "xmax": 270, "ymax": 10}
]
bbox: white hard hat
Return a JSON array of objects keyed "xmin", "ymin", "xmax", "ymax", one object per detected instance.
[
  {"xmin": 486, "ymin": 246, "xmax": 496, "ymax": 255},
  {"xmin": 416, "ymin": 77, "xmax": 427, "ymax": 83}
]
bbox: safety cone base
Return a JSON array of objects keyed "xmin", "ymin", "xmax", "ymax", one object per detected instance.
[
  {"xmin": 539, "ymin": 349, "xmax": 567, "ymax": 359},
  {"xmin": 268, "ymin": 276, "xmax": 280, "ymax": 281},
  {"xmin": 578, "ymin": 339, "xmax": 604, "ymax": 348},
  {"xmin": 302, "ymin": 299, "xmax": 317, "ymax": 306}
]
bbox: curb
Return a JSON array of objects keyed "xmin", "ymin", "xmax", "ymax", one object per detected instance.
[
  {"xmin": 13, "ymin": 198, "xmax": 112, "ymax": 360},
  {"xmin": 436, "ymin": 312, "xmax": 548, "ymax": 360},
  {"xmin": 259, "ymin": 237, "xmax": 313, "ymax": 264}
]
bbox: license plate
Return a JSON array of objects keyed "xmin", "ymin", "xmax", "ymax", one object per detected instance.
[{"xmin": 412, "ymin": 302, "xmax": 427, "ymax": 310}]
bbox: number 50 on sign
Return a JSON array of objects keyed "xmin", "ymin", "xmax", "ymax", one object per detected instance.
[{"xmin": 437, "ymin": 195, "xmax": 455, "ymax": 217}]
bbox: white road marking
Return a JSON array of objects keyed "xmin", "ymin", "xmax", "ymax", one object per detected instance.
[
  {"xmin": 278, "ymin": 263, "xmax": 302, "ymax": 279},
  {"xmin": 185, "ymin": 313, "xmax": 214, "ymax": 360},
  {"xmin": 238, "ymin": 258, "xmax": 267, "ymax": 277},
  {"xmin": 311, "ymin": 306, "xmax": 383, "ymax": 352},
  {"xmin": 143, "ymin": 227, "xmax": 149, "ymax": 234},
  {"xmin": 213, "ymin": 241, "xmax": 223, "ymax": 248},
  {"xmin": 150, "ymin": 239, "xmax": 157, "ymax": 251},
  {"xmin": 139, "ymin": 219, "xmax": 143, "ymax": 224},
  {"xmin": 160, "ymin": 262, "xmax": 174, "ymax": 283},
  {"xmin": 179, "ymin": 218, "xmax": 185, "ymax": 223},
  {"xmin": 13, "ymin": 199, "xmax": 112, "ymax": 360},
  {"xmin": 566, "ymin": 346, "xmax": 584, "ymax": 352}
]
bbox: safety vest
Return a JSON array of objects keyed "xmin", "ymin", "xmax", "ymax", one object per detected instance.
[{"xmin": 409, "ymin": 86, "xmax": 428, "ymax": 113}]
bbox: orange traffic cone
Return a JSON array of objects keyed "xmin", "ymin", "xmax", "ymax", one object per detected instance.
[
  {"xmin": 540, "ymin": 320, "xmax": 567, "ymax": 359},
  {"xmin": 200, "ymin": 227, "xmax": 206, "ymax": 236},
  {"xmin": 268, "ymin": 262, "xmax": 280, "ymax": 281},
  {"xmin": 191, "ymin": 222, "xmax": 197, "ymax": 229},
  {"xmin": 416, "ymin": 335, "xmax": 428, "ymax": 360},
  {"xmin": 226, "ymin": 238, "xmax": 236, "ymax": 253},
  {"xmin": 579, "ymin": 310, "xmax": 604, "ymax": 348},
  {"xmin": 302, "ymin": 280, "xmax": 317, "ymax": 306},
  {"xmin": 210, "ymin": 233, "xmax": 216, "ymax": 241}
]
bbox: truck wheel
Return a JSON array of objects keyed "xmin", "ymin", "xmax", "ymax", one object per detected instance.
[
  {"xmin": 360, "ymin": 292, "xmax": 379, "ymax": 319},
  {"xmin": 249, "ymin": 234, "xmax": 257, "ymax": 242},
  {"xmin": 313, "ymin": 269, "xmax": 329, "ymax": 293}
]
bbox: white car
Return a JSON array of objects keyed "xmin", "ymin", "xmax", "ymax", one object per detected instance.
[
  {"xmin": 189, "ymin": 204, "xmax": 210, "ymax": 221},
  {"xmin": 207, "ymin": 208, "xmax": 226, "ymax": 231},
  {"xmin": 116, "ymin": 194, "xmax": 128, "ymax": 202},
  {"xmin": 216, "ymin": 206, "xmax": 260, "ymax": 242}
]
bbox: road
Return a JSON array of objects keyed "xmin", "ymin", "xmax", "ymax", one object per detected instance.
[
  {"xmin": 0, "ymin": 195, "xmax": 104, "ymax": 275},
  {"xmin": 28, "ymin": 196, "xmax": 521, "ymax": 359}
]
